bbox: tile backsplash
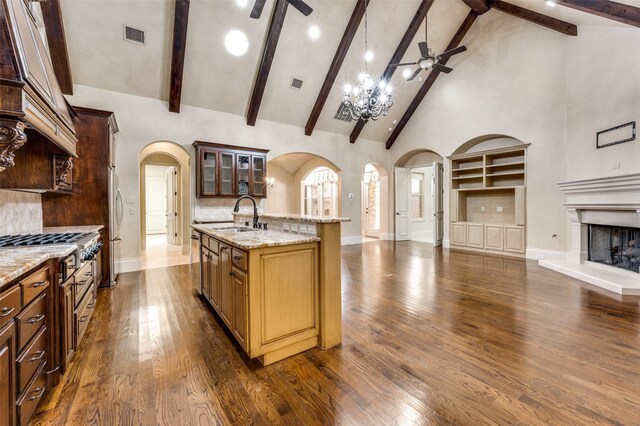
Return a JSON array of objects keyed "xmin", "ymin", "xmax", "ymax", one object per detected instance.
[
  {"xmin": 0, "ymin": 190, "xmax": 43, "ymax": 235},
  {"xmin": 193, "ymin": 197, "xmax": 265, "ymax": 223}
]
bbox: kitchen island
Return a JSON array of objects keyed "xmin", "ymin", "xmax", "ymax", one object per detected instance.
[{"xmin": 192, "ymin": 214, "xmax": 349, "ymax": 365}]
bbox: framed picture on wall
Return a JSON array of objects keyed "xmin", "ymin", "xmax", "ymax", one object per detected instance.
[{"xmin": 596, "ymin": 121, "xmax": 636, "ymax": 149}]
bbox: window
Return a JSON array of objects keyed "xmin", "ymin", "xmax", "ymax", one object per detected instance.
[
  {"xmin": 411, "ymin": 173, "xmax": 424, "ymax": 219},
  {"xmin": 302, "ymin": 167, "xmax": 339, "ymax": 216}
]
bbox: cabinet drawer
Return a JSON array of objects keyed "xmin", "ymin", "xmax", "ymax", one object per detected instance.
[
  {"xmin": 73, "ymin": 266, "xmax": 93, "ymax": 308},
  {"xmin": 20, "ymin": 266, "xmax": 49, "ymax": 306},
  {"xmin": 17, "ymin": 362, "xmax": 47, "ymax": 426},
  {"xmin": 0, "ymin": 285, "xmax": 21, "ymax": 328},
  {"xmin": 232, "ymin": 248, "xmax": 247, "ymax": 271},
  {"xmin": 15, "ymin": 292, "xmax": 46, "ymax": 351},
  {"xmin": 74, "ymin": 283, "xmax": 96, "ymax": 348},
  {"xmin": 203, "ymin": 235, "xmax": 219, "ymax": 254},
  {"xmin": 17, "ymin": 326, "xmax": 46, "ymax": 393}
]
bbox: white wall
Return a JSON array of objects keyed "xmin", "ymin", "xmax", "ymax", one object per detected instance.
[
  {"xmin": 390, "ymin": 12, "xmax": 570, "ymax": 254},
  {"xmin": 66, "ymin": 85, "xmax": 390, "ymax": 263},
  {"xmin": 566, "ymin": 26, "xmax": 640, "ymax": 181}
]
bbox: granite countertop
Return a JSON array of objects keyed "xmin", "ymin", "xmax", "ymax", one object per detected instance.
[
  {"xmin": 233, "ymin": 212, "xmax": 350, "ymax": 224},
  {"xmin": 192, "ymin": 225, "xmax": 320, "ymax": 250},
  {"xmin": 0, "ymin": 244, "xmax": 76, "ymax": 288},
  {"xmin": 44, "ymin": 225, "xmax": 104, "ymax": 234}
]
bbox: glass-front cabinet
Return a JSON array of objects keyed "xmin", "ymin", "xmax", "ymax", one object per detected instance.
[{"xmin": 194, "ymin": 141, "xmax": 269, "ymax": 198}]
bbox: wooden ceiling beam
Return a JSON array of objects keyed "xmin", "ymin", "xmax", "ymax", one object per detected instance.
[
  {"xmin": 385, "ymin": 11, "xmax": 478, "ymax": 150},
  {"xmin": 169, "ymin": 0, "xmax": 190, "ymax": 113},
  {"xmin": 461, "ymin": 0, "xmax": 490, "ymax": 14},
  {"xmin": 490, "ymin": 0, "xmax": 578, "ymax": 36},
  {"xmin": 40, "ymin": 0, "xmax": 73, "ymax": 95},
  {"xmin": 304, "ymin": 0, "xmax": 368, "ymax": 136},
  {"xmin": 247, "ymin": 0, "xmax": 288, "ymax": 126},
  {"xmin": 557, "ymin": 0, "xmax": 640, "ymax": 28},
  {"xmin": 349, "ymin": 0, "xmax": 434, "ymax": 144}
]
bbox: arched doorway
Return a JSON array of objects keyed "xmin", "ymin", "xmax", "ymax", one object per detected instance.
[
  {"xmin": 394, "ymin": 149, "xmax": 444, "ymax": 245},
  {"xmin": 139, "ymin": 141, "xmax": 191, "ymax": 270},
  {"xmin": 266, "ymin": 153, "xmax": 342, "ymax": 215},
  {"xmin": 361, "ymin": 162, "xmax": 389, "ymax": 240}
]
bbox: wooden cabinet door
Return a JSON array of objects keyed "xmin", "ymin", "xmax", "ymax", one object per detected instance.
[
  {"xmin": 218, "ymin": 246, "xmax": 233, "ymax": 326},
  {"xmin": 61, "ymin": 283, "xmax": 74, "ymax": 369},
  {"xmin": 236, "ymin": 153, "xmax": 251, "ymax": 196},
  {"xmin": 201, "ymin": 248, "xmax": 210, "ymax": 300},
  {"xmin": 0, "ymin": 322, "xmax": 16, "ymax": 426},
  {"xmin": 199, "ymin": 149, "xmax": 218, "ymax": 196},
  {"xmin": 504, "ymin": 226, "xmax": 525, "ymax": 253},
  {"xmin": 484, "ymin": 225, "xmax": 504, "ymax": 251},
  {"xmin": 467, "ymin": 223, "xmax": 484, "ymax": 248},
  {"xmin": 231, "ymin": 268, "xmax": 248, "ymax": 350},
  {"xmin": 210, "ymin": 252, "xmax": 220, "ymax": 311},
  {"xmin": 251, "ymin": 155, "xmax": 267, "ymax": 197},
  {"xmin": 451, "ymin": 223, "xmax": 467, "ymax": 246},
  {"xmin": 218, "ymin": 152, "xmax": 235, "ymax": 196}
]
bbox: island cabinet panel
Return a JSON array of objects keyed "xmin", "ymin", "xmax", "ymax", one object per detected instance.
[
  {"xmin": 218, "ymin": 245, "xmax": 233, "ymax": 327},
  {"xmin": 209, "ymin": 252, "xmax": 221, "ymax": 311},
  {"xmin": 231, "ymin": 268, "xmax": 248, "ymax": 351},
  {"xmin": 201, "ymin": 248, "xmax": 210, "ymax": 300}
]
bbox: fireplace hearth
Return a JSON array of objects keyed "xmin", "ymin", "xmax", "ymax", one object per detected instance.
[{"xmin": 588, "ymin": 225, "xmax": 639, "ymax": 274}]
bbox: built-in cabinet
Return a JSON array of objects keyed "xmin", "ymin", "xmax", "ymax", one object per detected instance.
[
  {"xmin": 449, "ymin": 145, "xmax": 529, "ymax": 256},
  {"xmin": 197, "ymin": 231, "xmax": 319, "ymax": 365},
  {"xmin": 194, "ymin": 141, "xmax": 269, "ymax": 198}
]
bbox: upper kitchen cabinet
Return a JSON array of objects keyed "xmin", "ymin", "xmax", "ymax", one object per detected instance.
[
  {"xmin": 194, "ymin": 142, "xmax": 269, "ymax": 198},
  {"xmin": 0, "ymin": 0, "xmax": 77, "ymax": 171}
]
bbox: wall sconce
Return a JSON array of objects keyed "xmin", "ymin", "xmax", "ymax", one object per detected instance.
[{"xmin": 265, "ymin": 176, "xmax": 275, "ymax": 191}]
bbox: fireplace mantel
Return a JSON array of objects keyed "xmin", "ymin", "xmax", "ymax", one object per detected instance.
[{"xmin": 539, "ymin": 173, "xmax": 640, "ymax": 295}]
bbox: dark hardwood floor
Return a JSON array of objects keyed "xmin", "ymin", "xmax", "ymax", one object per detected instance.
[{"xmin": 32, "ymin": 241, "xmax": 640, "ymax": 425}]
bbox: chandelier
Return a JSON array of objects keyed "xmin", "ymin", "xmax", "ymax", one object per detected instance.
[{"xmin": 341, "ymin": 2, "xmax": 392, "ymax": 122}]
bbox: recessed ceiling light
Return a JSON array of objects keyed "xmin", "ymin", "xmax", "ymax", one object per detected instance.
[
  {"xmin": 402, "ymin": 69, "xmax": 411, "ymax": 78},
  {"xmin": 225, "ymin": 30, "xmax": 249, "ymax": 57},
  {"xmin": 236, "ymin": 0, "xmax": 248, "ymax": 7},
  {"xmin": 365, "ymin": 51, "xmax": 374, "ymax": 62},
  {"xmin": 545, "ymin": 0, "xmax": 557, "ymax": 6},
  {"xmin": 309, "ymin": 26, "xmax": 320, "ymax": 40}
]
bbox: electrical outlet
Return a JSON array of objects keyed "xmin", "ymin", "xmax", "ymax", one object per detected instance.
[
  {"xmin": 126, "ymin": 196, "xmax": 135, "ymax": 204},
  {"xmin": 481, "ymin": 206, "xmax": 485, "ymax": 212},
  {"xmin": 129, "ymin": 206, "xmax": 134, "ymax": 215},
  {"xmin": 497, "ymin": 206, "xmax": 503, "ymax": 212},
  {"xmin": 612, "ymin": 163, "xmax": 621, "ymax": 169}
]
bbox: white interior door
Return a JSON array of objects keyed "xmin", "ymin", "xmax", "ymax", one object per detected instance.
[
  {"xmin": 395, "ymin": 167, "xmax": 411, "ymax": 241},
  {"xmin": 364, "ymin": 180, "xmax": 381, "ymax": 238},
  {"xmin": 145, "ymin": 176, "xmax": 167, "ymax": 235},
  {"xmin": 433, "ymin": 162, "xmax": 444, "ymax": 247},
  {"xmin": 166, "ymin": 167, "xmax": 178, "ymax": 245}
]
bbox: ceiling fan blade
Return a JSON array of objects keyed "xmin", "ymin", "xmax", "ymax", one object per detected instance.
[
  {"xmin": 250, "ymin": 0, "xmax": 267, "ymax": 19},
  {"xmin": 286, "ymin": 0, "xmax": 313, "ymax": 16},
  {"xmin": 389, "ymin": 62, "xmax": 418, "ymax": 68},
  {"xmin": 438, "ymin": 45, "xmax": 467, "ymax": 61},
  {"xmin": 433, "ymin": 63, "xmax": 453, "ymax": 74},
  {"xmin": 418, "ymin": 41, "xmax": 429, "ymax": 57},
  {"xmin": 407, "ymin": 68, "xmax": 422, "ymax": 81}
]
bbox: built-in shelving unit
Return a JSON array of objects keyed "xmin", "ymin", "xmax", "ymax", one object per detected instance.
[{"xmin": 448, "ymin": 145, "xmax": 529, "ymax": 256}]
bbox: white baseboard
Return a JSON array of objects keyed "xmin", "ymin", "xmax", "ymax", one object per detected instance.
[
  {"xmin": 380, "ymin": 233, "xmax": 394, "ymax": 240},
  {"xmin": 443, "ymin": 238, "xmax": 451, "ymax": 248},
  {"xmin": 117, "ymin": 257, "xmax": 143, "ymax": 273},
  {"xmin": 341, "ymin": 236, "xmax": 363, "ymax": 246},
  {"xmin": 525, "ymin": 247, "xmax": 567, "ymax": 261}
]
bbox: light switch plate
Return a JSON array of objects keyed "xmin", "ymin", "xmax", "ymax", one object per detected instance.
[
  {"xmin": 307, "ymin": 224, "xmax": 317, "ymax": 235},
  {"xmin": 299, "ymin": 224, "xmax": 308, "ymax": 234},
  {"xmin": 290, "ymin": 223, "xmax": 298, "ymax": 233},
  {"xmin": 126, "ymin": 196, "xmax": 135, "ymax": 204},
  {"xmin": 497, "ymin": 206, "xmax": 503, "ymax": 212},
  {"xmin": 129, "ymin": 206, "xmax": 135, "ymax": 215},
  {"xmin": 283, "ymin": 222, "xmax": 290, "ymax": 231}
]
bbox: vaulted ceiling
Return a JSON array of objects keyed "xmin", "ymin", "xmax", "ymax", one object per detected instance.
[{"xmin": 56, "ymin": 0, "xmax": 640, "ymax": 145}]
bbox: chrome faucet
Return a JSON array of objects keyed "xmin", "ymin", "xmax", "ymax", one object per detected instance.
[{"xmin": 233, "ymin": 195, "xmax": 259, "ymax": 228}]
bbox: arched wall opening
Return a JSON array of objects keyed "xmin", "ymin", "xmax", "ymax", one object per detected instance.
[
  {"xmin": 139, "ymin": 141, "xmax": 191, "ymax": 258},
  {"xmin": 266, "ymin": 152, "xmax": 342, "ymax": 216},
  {"xmin": 361, "ymin": 162, "xmax": 390, "ymax": 239},
  {"xmin": 393, "ymin": 149, "xmax": 445, "ymax": 244}
]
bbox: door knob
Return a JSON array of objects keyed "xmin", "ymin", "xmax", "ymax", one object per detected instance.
[{"xmin": 396, "ymin": 212, "xmax": 400, "ymax": 216}]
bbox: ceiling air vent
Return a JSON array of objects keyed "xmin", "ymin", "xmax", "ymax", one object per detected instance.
[
  {"xmin": 290, "ymin": 78, "xmax": 303, "ymax": 90},
  {"xmin": 123, "ymin": 25, "xmax": 145, "ymax": 45},
  {"xmin": 334, "ymin": 102, "xmax": 353, "ymax": 122}
]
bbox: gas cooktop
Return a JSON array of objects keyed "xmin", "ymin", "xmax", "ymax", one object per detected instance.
[{"xmin": 0, "ymin": 232, "xmax": 87, "ymax": 247}]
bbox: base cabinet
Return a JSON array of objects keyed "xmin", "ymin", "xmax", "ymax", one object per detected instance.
[
  {"xmin": 0, "ymin": 322, "xmax": 16, "ymax": 426},
  {"xmin": 451, "ymin": 223, "xmax": 467, "ymax": 246},
  {"xmin": 485, "ymin": 225, "xmax": 504, "ymax": 251},
  {"xmin": 504, "ymin": 226, "xmax": 526, "ymax": 253},
  {"xmin": 199, "ymin": 234, "xmax": 319, "ymax": 365},
  {"xmin": 466, "ymin": 223, "xmax": 484, "ymax": 248},
  {"xmin": 451, "ymin": 222, "xmax": 525, "ymax": 255}
]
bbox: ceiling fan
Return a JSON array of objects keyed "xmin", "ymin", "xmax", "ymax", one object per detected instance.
[
  {"xmin": 390, "ymin": 17, "xmax": 467, "ymax": 81},
  {"xmin": 250, "ymin": 0, "xmax": 313, "ymax": 19}
]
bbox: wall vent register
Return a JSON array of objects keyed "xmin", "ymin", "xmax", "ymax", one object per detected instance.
[
  {"xmin": 290, "ymin": 78, "xmax": 303, "ymax": 90},
  {"xmin": 123, "ymin": 25, "xmax": 145, "ymax": 45}
]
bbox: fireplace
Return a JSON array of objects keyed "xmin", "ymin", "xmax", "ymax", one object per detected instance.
[
  {"xmin": 538, "ymin": 173, "xmax": 640, "ymax": 295},
  {"xmin": 588, "ymin": 224, "xmax": 639, "ymax": 273}
]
